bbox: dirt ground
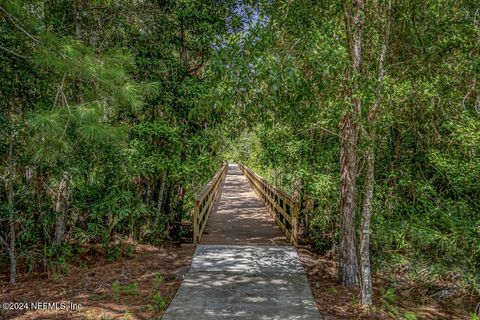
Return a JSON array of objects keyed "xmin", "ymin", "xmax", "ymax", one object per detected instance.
[
  {"xmin": 297, "ymin": 247, "xmax": 478, "ymax": 320},
  {"xmin": 0, "ymin": 244, "xmax": 195, "ymax": 320},
  {"xmin": 1, "ymin": 243, "xmax": 478, "ymax": 320}
]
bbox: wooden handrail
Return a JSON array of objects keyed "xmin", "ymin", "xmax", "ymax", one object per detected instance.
[
  {"xmin": 238, "ymin": 163, "xmax": 299, "ymax": 245},
  {"xmin": 193, "ymin": 164, "xmax": 228, "ymax": 244}
]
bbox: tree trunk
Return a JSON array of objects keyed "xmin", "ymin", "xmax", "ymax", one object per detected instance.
[
  {"xmin": 339, "ymin": 113, "xmax": 359, "ymax": 287},
  {"xmin": 360, "ymin": 0, "xmax": 391, "ymax": 305},
  {"xmin": 155, "ymin": 171, "xmax": 167, "ymax": 227},
  {"xmin": 339, "ymin": 0, "xmax": 364, "ymax": 288},
  {"xmin": 360, "ymin": 145, "xmax": 374, "ymax": 303},
  {"xmin": 171, "ymin": 181, "xmax": 185, "ymax": 240},
  {"xmin": 6, "ymin": 137, "xmax": 16, "ymax": 283},
  {"xmin": 75, "ymin": 0, "xmax": 82, "ymax": 40},
  {"xmin": 54, "ymin": 171, "xmax": 70, "ymax": 245},
  {"xmin": 8, "ymin": 221, "xmax": 16, "ymax": 284}
]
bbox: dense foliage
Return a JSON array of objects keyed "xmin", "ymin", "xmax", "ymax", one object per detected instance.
[
  {"xmin": 0, "ymin": 0, "xmax": 232, "ymax": 277},
  {"xmin": 221, "ymin": 0, "xmax": 480, "ymax": 295}
]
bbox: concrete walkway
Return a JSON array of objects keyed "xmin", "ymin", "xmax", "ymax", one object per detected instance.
[{"xmin": 162, "ymin": 164, "xmax": 322, "ymax": 319}]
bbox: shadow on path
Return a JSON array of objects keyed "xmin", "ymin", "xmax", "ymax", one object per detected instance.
[{"xmin": 200, "ymin": 164, "xmax": 288, "ymax": 245}]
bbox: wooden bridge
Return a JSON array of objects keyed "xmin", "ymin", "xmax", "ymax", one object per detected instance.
[
  {"xmin": 193, "ymin": 163, "xmax": 299, "ymax": 245},
  {"xmin": 163, "ymin": 164, "xmax": 322, "ymax": 319}
]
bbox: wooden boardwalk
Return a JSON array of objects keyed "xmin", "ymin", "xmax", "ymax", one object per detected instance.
[
  {"xmin": 163, "ymin": 164, "xmax": 322, "ymax": 319},
  {"xmin": 201, "ymin": 164, "xmax": 288, "ymax": 245}
]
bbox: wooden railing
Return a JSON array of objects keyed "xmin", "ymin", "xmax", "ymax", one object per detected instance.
[
  {"xmin": 193, "ymin": 164, "xmax": 228, "ymax": 244},
  {"xmin": 238, "ymin": 163, "xmax": 299, "ymax": 245}
]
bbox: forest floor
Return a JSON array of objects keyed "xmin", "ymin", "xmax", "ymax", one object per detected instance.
[
  {"xmin": 0, "ymin": 242, "xmax": 477, "ymax": 320},
  {"xmin": 298, "ymin": 247, "xmax": 478, "ymax": 319},
  {"xmin": 0, "ymin": 243, "xmax": 195, "ymax": 320}
]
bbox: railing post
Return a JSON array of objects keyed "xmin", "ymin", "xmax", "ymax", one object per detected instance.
[
  {"xmin": 292, "ymin": 199, "xmax": 299, "ymax": 246},
  {"xmin": 193, "ymin": 199, "xmax": 200, "ymax": 244}
]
